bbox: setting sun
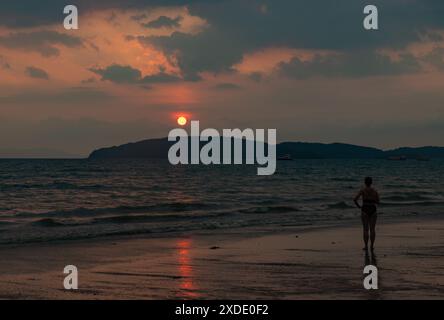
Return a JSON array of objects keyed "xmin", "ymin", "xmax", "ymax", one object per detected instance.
[{"xmin": 177, "ymin": 116, "xmax": 188, "ymax": 126}]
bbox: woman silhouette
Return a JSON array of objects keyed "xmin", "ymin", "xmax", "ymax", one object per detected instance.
[{"xmin": 354, "ymin": 177, "xmax": 380, "ymax": 251}]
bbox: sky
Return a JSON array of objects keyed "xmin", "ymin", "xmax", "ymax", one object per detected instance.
[{"xmin": 1, "ymin": 0, "xmax": 444, "ymax": 157}]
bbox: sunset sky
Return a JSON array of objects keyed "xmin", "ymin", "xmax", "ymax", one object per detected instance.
[{"xmin": 1, "ymin": 0, "xmax": 444, "ymax": 156}]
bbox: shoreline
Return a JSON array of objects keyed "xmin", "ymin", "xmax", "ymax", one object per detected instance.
[
  {"xmin": 0, "ymin": 210, "xmax": 439, "ymax": 248},
  {"xmin": 0, "ymin": 216, "xmax": 443, "ymax": 299}
]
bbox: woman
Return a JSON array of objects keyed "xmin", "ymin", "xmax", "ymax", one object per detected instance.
[{"xmin": 354, "ymin": 177, "xmax": 380, "ymax": 251}]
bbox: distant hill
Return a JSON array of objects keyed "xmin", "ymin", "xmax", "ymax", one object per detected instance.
[
  {"xmin": 385, "ymin": 147, "xmax": 444, "ymax": 159},
  {"xmin": 88, "ymin": 138, "xmax": 444, "ymax": 160},
  {"xmin": 277, "ymin": 142, "xmax": 384, "ymax": 159},
  {"xmin": 89, "ymin": 138, "xmax": 170, "ymax": 159}
]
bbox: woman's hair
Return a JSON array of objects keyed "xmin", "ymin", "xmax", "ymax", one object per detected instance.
[{"xmin": 365, "ymin": 177, "xmax": 373, "ymax": 186}]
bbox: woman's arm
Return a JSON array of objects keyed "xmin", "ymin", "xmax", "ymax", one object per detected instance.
[{"xmin": 354, "ymin": 190, "xmax": 362, "ymax": 209}]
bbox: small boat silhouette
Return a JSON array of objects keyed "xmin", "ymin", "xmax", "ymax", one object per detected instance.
[
  {"xmin": 388, "ymin": 156, "xmax": 407, "ymax": 161},
  {"xmin": 277, "ymin": 154, "xmax": 292, "ymax": 161}
]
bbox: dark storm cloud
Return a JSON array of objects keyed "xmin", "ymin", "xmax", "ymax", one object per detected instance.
[
  {"xmin": 0, "ymin": 31, "xmax": 82, "ymax": 57},
  {"xmin": 139, "ymin": 0, "xmax": 444, "ymax": 78},
  {"xmin": 139, "ymin": 29, "xmax": 243, "ymax": 80},
  {"xmin": 3, "ymin": 0, "xmax": 444, "ymax": 45},
  {"xmin": 0, "ymin": 1, "xmax": 194, "ymax": 27},
  {"xmin": 3, "ymin": 1, "xmax": 444, "ymax": 79},
  {"xmin": 277, "ymin": 52, "xmax": 422, "ymax": 79},
  {"xmin": 90, "ymin": 64, "xmax": 181, "ymax": 84},
  {"xmin": 0, "ymin": 1, "xmax": 71, "ymax": 27},
  {"xmin": 185, "ymin": 0, "xmax": 444, "ymax": 50},
  {"xmin": 90, "ymin": 64, "xmax": 142, "ymax": 84},
  {"xmin": 142, "ymin": 16, "xmax": 182, "ymax": 29},
  {"xmin": 25, "ymin": 66, "xmax": 50, "ymax": 80}
]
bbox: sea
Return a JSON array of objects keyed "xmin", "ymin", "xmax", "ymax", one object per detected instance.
[{"xmin": 0, "ymin": 159, "xmax": 443, "ymax": 245}]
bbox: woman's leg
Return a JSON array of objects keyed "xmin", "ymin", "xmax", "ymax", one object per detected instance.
[
  {"xmin": 369, "ymin": 213, "xmax": 377, "ymax": 250},
  {"xmin": 361, "ymin": 212, "xmax": 369, "ymax": 250}
]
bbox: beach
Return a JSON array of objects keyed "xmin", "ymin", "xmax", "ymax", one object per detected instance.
[
  {"xmin": 2, "ymin": 0, "xmax": 444, "ymax": 306},
  {"xmin": 1, "ymin": 218, "xmax": 443, "ymax": 300}
]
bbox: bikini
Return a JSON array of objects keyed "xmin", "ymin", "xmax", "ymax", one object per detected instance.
[
  {"xmin": 362, "ymin": 200, "xmax": 377, "ymax": 217},
  {"xmin": 361, "ymin": 187, "xmax": 378, "ymax": 216}
]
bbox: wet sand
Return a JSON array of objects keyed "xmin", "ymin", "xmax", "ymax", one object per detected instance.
[{"xmin": 0, "ymin": 219, "xmax": 443, "ymax": 299}]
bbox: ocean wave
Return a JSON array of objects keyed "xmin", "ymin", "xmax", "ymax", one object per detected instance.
[
  {"xmin": 25, "ymin": 210, "xmax": 235, "ymax": 228},
  {"xmin": 15, "ymin": 201, "xmax": 213, "ymax": 219},
  {"xmin": 91, "ymin": 212, "xmax": 222, "ymax": 225},
  {"xmin": 330, "ymin": 177, "xmax": 356, "ymax": 182},
  {"xmin": 384, "ymin": 194, "xmax": 441, "ymax": 202},
  {"xmin": 0, "ymin": 181, "xmax": 106, "ymax": 191},
  {"xmin": 383, "ymin": 184, "xmax": 423, "ymax": 189},
  {"xmin": 380, "ymin": 201, "xmax": 444, "ymax": 207},
  {"xmin": 326, "ymin": 201, "xmax": 355, "ymax": 209},
  {"xmin": 239, "ymin": 206, "xmax": 299, "ymax": 214},
  {"xmin": 31, "ymin": 218, "xmax": 67, "ymax": 227}
]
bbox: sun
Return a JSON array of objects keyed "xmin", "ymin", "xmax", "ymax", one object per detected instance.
[{"xmin": 177, "ymin": 116, "xmax": 188, "ymax": 126}]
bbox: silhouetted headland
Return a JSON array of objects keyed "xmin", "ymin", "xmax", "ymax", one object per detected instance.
[{"xmin": 88, "ymin": 138, "xmax": 444, "ymax": 160}]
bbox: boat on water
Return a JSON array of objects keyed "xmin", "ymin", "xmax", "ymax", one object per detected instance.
[
  {"xmin": 277, "ymin": 154, "xmax": 292, "ymax": 161},
  {"xmin": 388, "ymin": 156, "xmax": 407, "ymax": 161}
]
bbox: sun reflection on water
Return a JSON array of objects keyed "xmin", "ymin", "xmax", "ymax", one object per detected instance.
[{"xmin": 177, "ymin": 239, "xmax": 200, "ymax": 298}]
